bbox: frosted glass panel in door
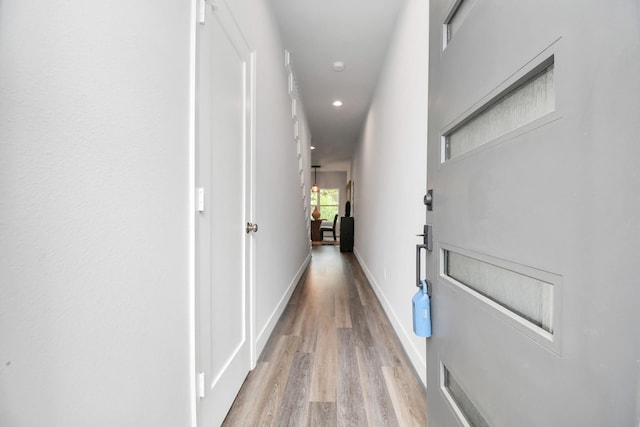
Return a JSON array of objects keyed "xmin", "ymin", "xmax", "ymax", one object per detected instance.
[
  {"xmin": 445, "ymin": 63, "xmax": 555, "ymax": 160},
  {"xmin": 444, "ymin": 251, "xmax": 553, "ymax": 333}
]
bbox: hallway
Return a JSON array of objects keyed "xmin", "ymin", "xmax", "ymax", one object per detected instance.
[{"xmin": 222, "ymin": 246, "xmax": 428, "ymax": 426}]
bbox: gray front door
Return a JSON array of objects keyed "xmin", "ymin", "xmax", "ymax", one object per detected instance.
[{"xmin": 425, "ymin": 1, "xmax": 640, "ymax": 425}]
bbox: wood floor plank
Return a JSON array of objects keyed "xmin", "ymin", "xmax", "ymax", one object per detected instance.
[
  {"xmin": 259, "ymin": 304, "xmax": 295, "ymax": 363},
  {"xmin": 336, "ymin": 328, "xmax": 368, "ymax": 426},
  {"xmin": 222, "ymin": 362, "xmax": 270, "ymax": 426},
  {"xmin": 250, "ymin": 335, "xmax": 301, "ymax": 425},
  {"xmin": 334, "ymin": 278, "xmax": 352, "ymax": 328},
  {"xmin": 287, "ymin": 269, "xmax": 307, "ymax": 305},
  {"xmin": 348, "ymin": 293, "xmax": 375, "ymax": 348},
  {"xmin": 318, "ymin": 275, "xmax": 337, "ymax": 318},
  {"xmin": 347, "ymin": 262, "xmax": 371, "ymax": 301},
  {"xmin": 364, "ymin": 303, "xmax": 405, "ymax": 367},
  {"xmin": 307, "ymin": 402, "xmax": 337, "ymax": 427},
  {"xmin": 298, "ymin": 285, "xmax": 321, "ymax": 353},
  {"xmin": 289, "ymin": 282, "xmax": 314, "ymax": 337},
  {"xmin": 382, "ymin": 366, "xmax": 429, "ymax": 427},
  {"xmin": 260, "ymin": 269, "xmax": 309, "ymax": 363},
  {"xmin": 356, "ymin": 346, "xmax": 399, "ymax": 426},
  {"xmin": 275, "ymin": 352, "xmax": 314, "ymax": 427},
  {"xmin": 309, "ymin": 313, "xmax": 337, "ymax": 402}
]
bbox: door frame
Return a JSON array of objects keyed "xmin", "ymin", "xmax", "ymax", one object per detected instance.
[{"xmin": 187, "ymin": 0, "xmax": 257, "ymax": 425}]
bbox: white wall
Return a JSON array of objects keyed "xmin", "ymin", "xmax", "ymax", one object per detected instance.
[
  {"xmin": 227, "ymin": 0, "xmax": 313, "ymax": 356},
  {"xmin": 0, "ymin": 1, "xmax": 192, "ymax": 426},
  {"xmin": 352, "ymin": 0, "xmax": 429, "ymax": 384}
]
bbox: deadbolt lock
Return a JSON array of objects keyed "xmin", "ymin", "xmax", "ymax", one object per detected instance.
[{"xmin": 424, "ymin": 189, "xmax": 433, "ymax": 211}]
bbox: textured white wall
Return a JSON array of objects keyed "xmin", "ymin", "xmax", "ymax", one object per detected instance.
[
  {"xmin": 0, "ymin": 1, "xmax": 192, "ymax": 426},
  {"xmin": 352, "ymin": 0, "xmax": 429, "ymax": 384}
]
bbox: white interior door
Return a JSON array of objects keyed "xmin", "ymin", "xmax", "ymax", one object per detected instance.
[
  {"xmin": 196, "ymin": 1, "xmax": 255, "ymax": 425},
  {"xmin": 426, "ymin": 1, "xmax": 640, "ymax": 425}
]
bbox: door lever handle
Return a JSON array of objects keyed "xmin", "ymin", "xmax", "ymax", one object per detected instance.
[
  {"xmin": 416, "ymin": 243, "xmax": 427, "ymax": 288},
  {"xmin": 416, "ymin": 243, "xmax": 432, "ymax": 296}
]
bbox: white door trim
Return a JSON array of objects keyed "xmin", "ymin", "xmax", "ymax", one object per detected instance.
[
  {"xmin": 247, "ymin": 51, "xmax": 257, "ymax": 368},
  {"xmin": 188, "ymin": 1, "xmax": 198, "ymax": 426}
]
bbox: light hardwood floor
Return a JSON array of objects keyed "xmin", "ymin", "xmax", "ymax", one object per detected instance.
[{"xmin": 223, "ymin": 246, "xmax": 428, "ymax": 426}]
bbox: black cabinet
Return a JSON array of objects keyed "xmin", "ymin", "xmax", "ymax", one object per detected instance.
[{"xmin": 340, "ymin": 217, "xmax": 354, "ymax": 252}]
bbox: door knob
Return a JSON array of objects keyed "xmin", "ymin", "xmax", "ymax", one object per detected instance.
[{"xmin": 246, "ymin": 223, "xmax": 258, "ymax": 233}]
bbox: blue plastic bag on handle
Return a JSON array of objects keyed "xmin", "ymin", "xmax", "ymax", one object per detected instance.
[{"xmin": 413, "ymin": 280, "xmax": 432, "ymax": 338}]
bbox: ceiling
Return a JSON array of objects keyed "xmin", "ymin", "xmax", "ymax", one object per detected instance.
[{"xmin": 269, "ymin": 0, "xmax": 406, "ymax": 169}]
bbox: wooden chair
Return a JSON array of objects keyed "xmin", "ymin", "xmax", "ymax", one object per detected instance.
[{"xmin": 320, "ymin": 214, "xmax": 338, "ymax": 241}]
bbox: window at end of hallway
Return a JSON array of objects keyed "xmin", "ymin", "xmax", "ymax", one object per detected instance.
[{"xmin": 310, "ymin": 188, "xmax": 339, "ymax": 220}]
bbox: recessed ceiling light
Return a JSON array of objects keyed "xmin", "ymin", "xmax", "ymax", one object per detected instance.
[
  {"xmin": 310, "ymin": 146, "xmax": 316, "ymax": 150},
  {"xmin": 332, "ymin": 100, "xmax": 343, "ymax": 107},
  {"xmin": 332, "ymin": 61, "xmax": 345, "ymax": 72}
]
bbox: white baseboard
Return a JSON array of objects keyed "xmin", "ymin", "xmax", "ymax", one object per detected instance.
[
  {"xmin": 255, "ymin": 251, "xmax": 312, "ymax": 357},
  {"xmin": 353, "ymin": 248, "xmax": 427, "ymax": 386}
]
